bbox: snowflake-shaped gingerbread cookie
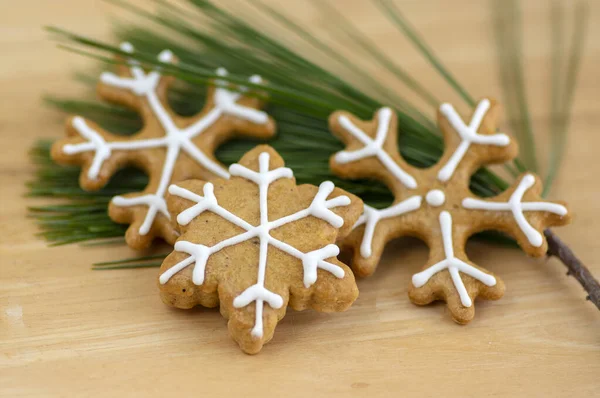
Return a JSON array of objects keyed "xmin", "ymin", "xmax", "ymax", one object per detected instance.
[
  {"xmin": 51, "ymin": 42, "xmax": 276, "ymax": 249},
  {"xmin": 158, "ymin": 145, "xmax": 363, "ymax": 353},
  {"xmin": 329, "ymin": 98, "xmax": 571, "ymax": 323}
]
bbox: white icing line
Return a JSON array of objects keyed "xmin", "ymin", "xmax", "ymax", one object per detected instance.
[
  {"xmin": 62, "ymin": 42, "xmax": 270, "ymax": 236},
  {"xmin": 330, "ymin": 107, "xmax": 423, "ymax": 260},
  {"xmin": 179, "ymin": 136, "xmax": 229, "ymax": 179},
  {"xmin": 334, "ymin": 108, "xmax": 417, "ymax": 189},
  {"xmin": 462, "ymin": 174, "xmax": 567, "ymax": 247},
  {"xmin": 64, "ymin": 117, "xmax": 112, "ymax": 179},
  {"xmin": 160, "ymin": 153, "xmax": 351, "ymax": 339},
  {"xmin": 411, "ymin": 211, "xmax": 497, "ymax": 308},
  {"xmin": 437, "ymin": 99, "xmax": 510, "ymax": 182},
  {"xmin": 353, "ymin": 196, "xmax": 422, "ymax": 258},
  {"xmin": 112, "ymin": 194, "xmax": 170, "ymax": 235}
]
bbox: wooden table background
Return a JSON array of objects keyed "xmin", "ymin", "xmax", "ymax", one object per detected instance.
[{"xmin": 1, "ymin": 1, "xmax": 599, "ymax": 396}]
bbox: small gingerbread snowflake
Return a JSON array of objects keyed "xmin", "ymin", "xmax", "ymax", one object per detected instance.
[
  {"xmin": 51, "ymin": 42, "xmax": 275, "ymax": 249},
  {"xmin": 329, "ymin": 98, "xmax": 571, "ymax": 323},
  {"xmin": 158, "ymin": 145, "xmax": 363, "ymax": 353}
]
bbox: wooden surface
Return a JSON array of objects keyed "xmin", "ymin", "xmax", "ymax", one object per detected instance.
[{"xmin": 1, "ymin": 1, "xmax": 599, "ymax": 396}]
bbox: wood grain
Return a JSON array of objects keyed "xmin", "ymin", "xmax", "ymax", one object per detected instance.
[{"xmin": 1, "ymin": 1, "xmax": 599, "ymax": 396}]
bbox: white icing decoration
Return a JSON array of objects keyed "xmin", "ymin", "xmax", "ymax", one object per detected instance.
[
  {"xmin": 437, "ymin": 99, "xmax": 510, "ymax": 182},
  {"xmin": 353, "ymin": 196, "xmax": 422, "ymax": 258},
  {"xmin": 462, "ymin": 174, "xmax": 567, "ymax": 247},
  {"xmin": 412, "ymin": 211, "xmax": 497, "ymax": 307},
  {"xmin": 425, "ymin": 189, "xmax": 445, "ymax": 207},
  {"xmin": 61, "ymin": 43, "xmax": 270, "ymax": 236},
  {"xmin": 160, "ymin": 152, "xmax": 351, "ymax": 339},
  {"xmin": 332, "ymin": 107, "xmax": 422, "ymax": 258},
  {"xmin": 120, "ymin": 42, "xmax": 134, "ymax": 54},
  {"xmin": 335, "ymin": 107, "xmax": 418, "ymax": 189}
]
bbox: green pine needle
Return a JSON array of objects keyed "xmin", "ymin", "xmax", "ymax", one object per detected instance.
[
  {"xmin": 543, "ymin": 1, "xmax": 589, "ymax": 197},
  {"xmin": 492, "ymin": 0, "xmax": 588, "ymax": 194},
  {"xmin": 374, "ymin": 0, "xmax": 476, "ymax": 108},
  {"xmin": 307, "ymin": 0, "xmax": 440, "ymax": 109},
  {"xmin": 491, "ymin": 0, "xmax": 534, "ymax": 174}
]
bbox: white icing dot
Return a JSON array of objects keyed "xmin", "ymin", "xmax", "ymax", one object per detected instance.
[
  {"xmin": 249, "ymin": 74, "xmax": 262, "ymax": 84},
  {"xmin": 158, "ymin": 49, "xmax": 173, "ymax": 63},
  {"xmin": 426, "ymin": 189, "xmax": 445, "ymax": 207},
  {"xmin": 120, "ymin": 42, "xmax": 134, "ymax": 53}
]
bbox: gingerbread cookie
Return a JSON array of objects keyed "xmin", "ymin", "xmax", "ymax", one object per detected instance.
[
  {"xmin": 329, "ymin": 98, "xmax": 571, "ymax": 323},
  {"xmin": 51, "ymin": 42, "xmax": 276, "ymax": 249},
  {"xmin": 158, "ymin": 145, "xmax": 363, "ymax": 354}
]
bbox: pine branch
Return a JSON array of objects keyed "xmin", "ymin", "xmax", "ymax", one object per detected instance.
[
  {"xmin": 545, "ymin": 229, "xmax": 600, "ymax": 310},
  {"xmin": 28, "ymin": 0, "xmax": 599, "ymax": 309}
]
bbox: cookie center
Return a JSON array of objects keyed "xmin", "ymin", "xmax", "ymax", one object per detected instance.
[{"xmin": 426, "ymin": 189, "xmax": 445, "ymax": 207}]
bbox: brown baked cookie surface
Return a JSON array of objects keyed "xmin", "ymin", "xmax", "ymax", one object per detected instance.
[
  {"xmin": 158, "ymin": 145, "xmax": 363, "ymax": 354},
  {"xmin": 329, "ymin": 99, "xmax": 571, "ymax": 324},
  {"xmin": 51, "ymin": 42, "xmax": 276, "ymax": 249}
]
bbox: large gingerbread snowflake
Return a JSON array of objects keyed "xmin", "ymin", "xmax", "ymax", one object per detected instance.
[
  {"xmin": 158, "ymin": 146, "xmax": 362, "ymax": 354},
  {"xmin": 329, "ymin": 98, "xmax": 571, "ymax": 323},
  {"xmin": 51, "ymin": 42, "xmax": 275, "ymax": 249}
]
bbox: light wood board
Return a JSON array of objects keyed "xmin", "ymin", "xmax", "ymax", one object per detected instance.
[{"xmin": 1, "ymin": 1, "xmax": 599, "ymax": 396}]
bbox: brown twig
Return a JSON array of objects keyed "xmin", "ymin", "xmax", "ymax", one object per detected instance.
[{"xmin": 545, "ymin": 229, "xmax": 600, "ymax": 310}]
